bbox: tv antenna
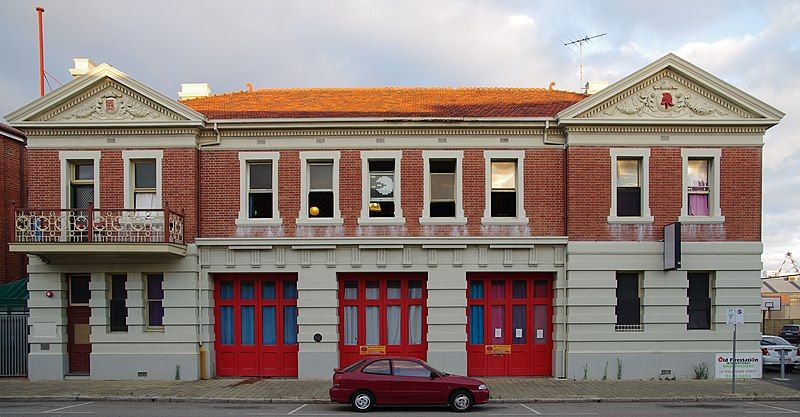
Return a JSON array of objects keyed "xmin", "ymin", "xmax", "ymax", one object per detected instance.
[{"xmin": 563, "ymin": 33, "xmax": 607, "ymax": 91}]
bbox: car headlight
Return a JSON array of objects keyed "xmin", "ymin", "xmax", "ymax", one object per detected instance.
[{"xmin": 478, "ymin": 384, "xmax": 487, "ymax": 390}]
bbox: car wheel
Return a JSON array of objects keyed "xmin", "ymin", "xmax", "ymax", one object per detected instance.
[
  {"xmin": 351, "ymin": 390, "xmax": 374, "ymax": 412},
  {"xmin": 450, "ymin": 390, "xmax": 473, "ymax": 412}
]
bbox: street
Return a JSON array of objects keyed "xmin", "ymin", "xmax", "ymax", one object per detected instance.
[{"xmin": 3, "ymin": 401, "xmax": 800, "ymax": 417}]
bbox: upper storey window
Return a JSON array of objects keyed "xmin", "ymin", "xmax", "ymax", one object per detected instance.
[
  {"xmin": 482, "ymin": 150, "xmax": 527, "ymax": 225},
  {"xmin": 360, "ymin": 151, "xmax": 404, "ymax": 225},
  {"xmin": 298, "ymin": 151, "xmax": 342, "ymax": 226},
  {"xmin": 70, "ymin": 161, "xmax": 95, "ymax": 209},
  {"xmin": 123, "ymin": 150, "xmax": 163, "ymax": 211},
  {"xmin": 608, "ymin": 149, "xmax": 652, "ymax": 224},
  {"xmin": 421, "ymin": 151, "xmax": 466, "ymax": 225},
  {"xmin": 133, "ymin": 160, "xmax": 157, "ymax": 210},
  {"xmin": 309, "ymin": 162, "xmax": 334, "ymax": 218},
  {"xmin": 687, "ymin": 159, "xmax": 710, "ymax": 216},
  {"xmin": 237, "ymin": 152, "xmax": 281, "ymax": 226},
  {"xmin": 679, "ymin": 149, "xmax": 723, "ymax": 224}
]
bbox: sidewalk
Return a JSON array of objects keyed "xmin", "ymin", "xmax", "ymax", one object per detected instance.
[{"xmin": 0, "ymin": 377, "xmax": 798, "ymax": 404}]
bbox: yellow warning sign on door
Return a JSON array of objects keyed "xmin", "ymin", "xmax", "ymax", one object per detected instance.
[
  {"xmin": 484, "ymin": 345, "xmax": 511, "ymax": 355},
  {"xmin": 359, "ymin": 345, "xmax": 387, "ymax": 355}
]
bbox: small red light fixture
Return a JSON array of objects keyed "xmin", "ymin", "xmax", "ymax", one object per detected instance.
[{"xmin": 45, "ymin": 290, "xmax": 53, "ymax": 298}]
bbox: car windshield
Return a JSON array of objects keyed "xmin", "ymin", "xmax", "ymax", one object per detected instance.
[
  {"xmin": 764, "ymin": 336, "xmax": 792, "ymax": 346},
  {"xmin": 783, "ymin": 326, "xmax": 799, "ymax": 331},
  {"xmin": 341, "ymin": 359, "xmax": 366, "ymax": 373}
]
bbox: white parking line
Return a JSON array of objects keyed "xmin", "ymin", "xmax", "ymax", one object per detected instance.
[
  {"xmin": 746, "ymin": 402, "xmax": 800, "ymax": 414},
  {"xmin": 287, "ymin": 404, "xmax": 308, "ymax": 415},
  {"xmin": 42, "ymin": 402, "xmax": 94, "ymax": 414},
  {"xmin": 519, "ymin": 404, "xmax": 541, "ymax": 415}
]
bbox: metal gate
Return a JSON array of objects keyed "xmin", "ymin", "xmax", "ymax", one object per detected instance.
[{"xmin": 0, "ymin": 313, "xmax": 28, "ymax": 377}]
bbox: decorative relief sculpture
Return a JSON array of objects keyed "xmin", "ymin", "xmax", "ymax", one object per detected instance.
[
  {"xmin": 60, "ymin": 89, "xmax": 169, "ymax": 121},
  {"xmin": 601, "ymin": 79, "xmax": 731, "ymax": 119}
]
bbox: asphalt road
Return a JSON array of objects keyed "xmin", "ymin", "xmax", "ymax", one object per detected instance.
[
  {"xmin": 765, "ymin": 366, "xmax": 800, "ymax": 391},
  {"xmin": 3, "ymin": 401, "xmax": 800, "ymax": 417}
]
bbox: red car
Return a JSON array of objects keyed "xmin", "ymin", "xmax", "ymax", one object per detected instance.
[{"xmin": 329, "ymin": 356, "xmax": 490, "ymax": 412}]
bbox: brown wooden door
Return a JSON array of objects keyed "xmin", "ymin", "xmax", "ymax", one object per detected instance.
[{"xmin": 67, "ymin": 275, "xmax": 91, "ymax": 374}]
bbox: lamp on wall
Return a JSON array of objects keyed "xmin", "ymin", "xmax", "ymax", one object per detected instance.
[
  {"xmin": 369, "ymin": 202, "xmax": 381, "ymax": 213},
  {"xmin": 309, "ymin": 206, "xmax": 320, "ymax": 216},
  {"xmin": 45, "ymin": 290, "xmax": 53, "ymax": 298}
]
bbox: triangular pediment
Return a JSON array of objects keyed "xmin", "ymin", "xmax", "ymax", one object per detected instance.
[
  {"xmin": 5, "ymin": 64, "xmax": 205, "ymax": 126},
  {"xmin": 557, "ymin": 53, "xmax": 784, "ymax": 125}
]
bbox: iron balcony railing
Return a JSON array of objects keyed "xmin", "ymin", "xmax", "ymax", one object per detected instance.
[{"xmin": 14, "ymin": 203, "xmax": 184, "ymax": 245}]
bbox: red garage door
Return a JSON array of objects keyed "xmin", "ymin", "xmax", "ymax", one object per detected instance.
[
  {"xmin": 338, "ymin": 273, "xmax": 427, "ymax": 368},
  {"xmin": 214, "ymin": 274, "xmax": 298, "ymax": 377},
  {"xmin": 467, "ymin": 273, "xmax": 553, "ymax": 376}
]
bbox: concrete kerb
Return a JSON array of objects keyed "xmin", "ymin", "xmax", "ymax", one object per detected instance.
[{"xmin": 3, "ymin": 394, "xmax": 800, "ymax": 404}]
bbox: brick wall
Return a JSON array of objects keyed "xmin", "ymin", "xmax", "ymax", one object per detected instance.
[
  {"xmin": 26, "ymin": 147, "xmax": 198, "ymax": 244},
  {"xmin": 1, "ymin": 136, "xmax": 26, "ymax": 284},
  {"xmin": 567, "ymin": 146, "xmax": 762, "ymax": 242},
  {"xmin": 199, "ymin": 148, "xmax": 566, "ymax": 238}
]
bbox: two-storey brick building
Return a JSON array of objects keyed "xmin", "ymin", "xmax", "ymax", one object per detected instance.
[
  {"xmin": 6, "ymin": 54, "xmax": 783, "ymax": 380},
  {"xmin": 0, "ymin": 123, "xmax": 26, "ymax": 285}
]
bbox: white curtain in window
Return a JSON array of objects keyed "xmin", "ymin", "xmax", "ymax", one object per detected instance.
[
  {"xmin": 386, "ymin": 306, "xmax": 401, "ymax": 345},
  {"xmin": 408, "ymin": 305, "xmax": 422, "ymax": 345},
  {"xmin": 135, "ymin": 192, "xmax": 158, "ymax": 210},
  {"xmin": 344, "ymin": 306, "xmax": 358, "ymax": 345},
  {"xmin": 366, "ymin": 306, "xmax": 380, "ymax": 345}
]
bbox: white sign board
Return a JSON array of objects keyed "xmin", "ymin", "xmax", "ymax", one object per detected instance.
[
  {"xmin": 762, "ymin": 297, "xmax": 782, "ymax": 311},
  {"xmin": 726, "ymin": 307, "xmax": 744, "ymax": 325},
  {"xmin": 715, "ymin": 353, "xmax": 762, "ymax": 379}
]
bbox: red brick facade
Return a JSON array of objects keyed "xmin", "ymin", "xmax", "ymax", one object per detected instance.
[
  {"xmin": 1, "ymin": 128, "xmax": 26, "ymax": 284},
  {"xmin": 23, "ymin": 143, "xmax": 760, "ymax": 244},
  {"xmin": 567, "ymin": 146, "xmax": 761, "ymax": 242}
]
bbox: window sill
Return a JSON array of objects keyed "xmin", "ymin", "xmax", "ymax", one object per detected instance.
[
  {"xmin": 358, "ymin": 217, "xmax": 406, "ymax": 226},
  {"xmin": 607, "ymin": 215, "xmax": 654, "ymax": 224},
  {"xmin": 235, "ymin": 218, "xmax": 283, "ymax": 227},
  {"xmin": 145, "ymin": 327, "xmax": 165, "ymax": 332},
  {"xmin": 419, "ymin": 217, "xmax": 468, "ymax": 226},
  {"xmin": 677, "ymin": 215, "xmax": 725, "ymax": 224},
  {"xmin": 480, "ymin": 217, "xmax": 529, "ymax": 226},
  {"xmin": 295, "ymin": 217, "xmax": 345, "ymax": 227}
]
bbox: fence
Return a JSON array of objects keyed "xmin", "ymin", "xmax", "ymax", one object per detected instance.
[{"xmin": 0, "ymin": 313, "xmax": 28, "ymax": 377}]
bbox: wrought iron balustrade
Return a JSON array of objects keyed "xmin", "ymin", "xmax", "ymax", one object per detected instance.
[{"xmin": 14, "ymin": 203, "xmax": 184, "ymax": 245}]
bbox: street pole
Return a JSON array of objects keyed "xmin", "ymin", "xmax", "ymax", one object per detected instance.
[{"xmin": 732, "ymin": 323, "xmax": 736, "ymax": 394}]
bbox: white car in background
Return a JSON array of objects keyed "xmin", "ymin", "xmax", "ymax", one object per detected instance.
[{"xmin": 761, "ymin": 335, "xmax": 799, "ymax": 372}]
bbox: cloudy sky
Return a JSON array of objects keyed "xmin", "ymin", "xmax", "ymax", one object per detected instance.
[{"xmin": 1, "ymin": 0, "xmax": 797, "ymax": 270}]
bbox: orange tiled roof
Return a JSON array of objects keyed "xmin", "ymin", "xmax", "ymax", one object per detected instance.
[{"xmin": 181, "ymin": 87, "xmax": 587, "ymax": 119}]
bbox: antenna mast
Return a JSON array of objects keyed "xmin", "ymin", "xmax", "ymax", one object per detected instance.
[
  {"xmin": 36, "ymin": 6, "xmax": 45, "ymax": 97},
  {"xmin": 564, "ymin": 33, "xmax": 606, "ymax": 91}
]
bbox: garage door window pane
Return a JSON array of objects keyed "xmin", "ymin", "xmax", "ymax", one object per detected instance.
[
  {"xmin": 387, "ymin": 306, "xmax": 401, "ymax": 345},
  {"xmin": 241, "ymin": 281, "xmax": 254, "ymax": 300},
  {"xmin": 469, "ymin": 305, "xmax": 484, "ymax": 345},
  {"xmin": 366, "ymin": 306, "xmax": 380, "ymax": 345},
  {"xmin": 241, "ymin": 306, "xmax": 254, "ymax": 345},
  {"xmin": 221, "ymin": 306, "xmax": 234, "ymax": 345},
  {"xmin": 284, "ymin": 306, "xmax": 298, "ymax": 345},
  {"xmin": 344, "ymin": 306, "xmax": 358, "ymax": 345},
  {"xmin": 262, "ymin": 281, "xmax": 276, "ymax": 300},
  {"xmin": 512, "ymin": 305, "xmax": 526, "ymax": 344},
  {"xmin": 344, "ymin": 281, "xmax": 358, "ymax": 300},
  {"xmin": 387, "ymin": 280, "xmax": 401, "ymax": 299},
  {"xmin": 533, "ymin": 305, "xmax": 547, "ymax": 344},
  {"xmin": 534, "ymin": 280, "xmax": 548, "ymax": 298},
  {"xmin": 366, "ymin": 281, "xmax": 380, "ymax": 300},
  {"xmin": 491, "ymin": 305, "xmax": 505, "ymax": 344},
  {"xmin": 491, "ymin": 280, "xmax": 505, "ymax": 299},
  {"xmin": 409, "ymin": 281, "xmax": 423, "ymax": 299},
  {"xmin": 470, "ymin": 281, "xmax": 484, "ymax": 299},
  {"xmin": 512, "ymin": 280, "xmax": 527, "ymax": 298},
  {"xmin": 220, "ymin": 281, "xmax": 234, "ymax": 300},
  {"xmin": 409, "ymin": 305, "xmax": 422, "ymax": 345},
  {"xmin": 283, "ymin": 281, "xmax": 298, "ymax": 300},
  {"xmin": 262, "ymin": 306, "xmax": 276, "ymax": 345}
]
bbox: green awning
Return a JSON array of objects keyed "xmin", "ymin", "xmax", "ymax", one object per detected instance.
[{"xmin": 0, "ymin": 278, "xmax": 28, "ymax": 312}]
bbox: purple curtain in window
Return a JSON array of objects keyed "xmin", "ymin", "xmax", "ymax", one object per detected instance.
[{"xmin": 688, "ymin": 194, "xmax": 710, "ymax": 216}]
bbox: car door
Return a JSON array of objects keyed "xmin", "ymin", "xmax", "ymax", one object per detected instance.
[
  {"xmin": 359, "ymin": 359, "xmax": 394, "ymax": 404},
  {"xmin": 390, "ymin": 359, "xmax": 443, "ymax": 405}
]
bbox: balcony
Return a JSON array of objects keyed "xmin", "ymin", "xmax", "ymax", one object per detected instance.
[{"xmin": 9, "ymin": 204, "xmax": 186, "ymax": 257}]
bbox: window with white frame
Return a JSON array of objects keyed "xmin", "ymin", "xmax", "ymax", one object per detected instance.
[
  {"xmin": 421, "ymin": 151, "xmax": 465, "ymax": 224},
  {"xmin": 679, "ymin": 149, "xmax": 723, "ymax": 223},
  {"xmin": 60, "ymin": 151, "xmax": 101, "ymax": 210},
  {"xmin": 482, "ymin": 150, "xmax": 527, "ymax": 224},
  {"xmin": 237, "ymin": 152, "xmax": 281, "ymax": 226},
  {"xmin": 122, "ymin": 150, "xmax": 162, "ymax": 211},
  {"xmin": 359, "ymin": 151, "xmax": 403, "ymax": 224},
  {"xmin": 298, "ymin": 151, "xmax": 342, "ymax": 225},
  {"xmin": 608, "ymin": 149, "xmax": 653, "ymax": 223}
]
